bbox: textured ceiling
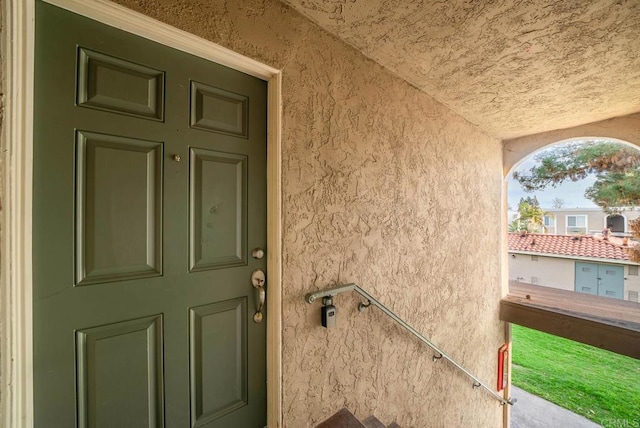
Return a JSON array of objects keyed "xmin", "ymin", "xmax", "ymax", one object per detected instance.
[{"xmin": 280, "ymin": 0, "xmax": 640, "ymax": 139}]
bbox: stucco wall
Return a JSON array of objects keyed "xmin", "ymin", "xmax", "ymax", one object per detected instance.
[
  {"xmin": 503, "ymin": 112, "xmax": 640, "ymax": 175},
  {"xmin": 2, "ymin": 1, "xmax": 506, "ymax": 426},
  {"xmin": 626, "ymin": 267, "xmax": 640, "ymax": 302},
  {"xmin": 509, "ymin": 254, "xmax": 575, "ymax": 291}
]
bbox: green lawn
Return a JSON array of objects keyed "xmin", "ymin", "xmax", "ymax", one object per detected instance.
[{"xmin": 511, "ymin": 324, "xmax": 640, "ymax": 427}]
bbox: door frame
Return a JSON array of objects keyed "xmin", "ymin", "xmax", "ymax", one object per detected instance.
[{"xmin": 2, "ymin": 0, "xmax": 283, "ymax": 426}]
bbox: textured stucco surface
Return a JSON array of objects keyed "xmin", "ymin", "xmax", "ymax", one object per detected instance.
[
  {"xmin": 504, "ymin": 112, "xmax": 640, "ymax": 174},
  {"xmin": 3, "ymin": 0, "xmax": 506, "ymax": 426},
  {"xmin": 280, "ymin": 0, "xmax": 640, "ymax": 139}
]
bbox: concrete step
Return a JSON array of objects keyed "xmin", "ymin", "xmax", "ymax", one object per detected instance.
[
  {"xmin": 316, "ymin": 408, "xmax": 366, "ymax": 428},
  {"xmin": 316, "ymin": 408, "xmax": 400, "ymax": 428},
  {"xmin": 362, "ymin": 415, "xmax": 386, "ymax": 428}
]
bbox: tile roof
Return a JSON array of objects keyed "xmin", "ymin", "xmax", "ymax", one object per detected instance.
[{"xmin": 508, "ymin": 233, "xmax": 633, "ymax": 261}]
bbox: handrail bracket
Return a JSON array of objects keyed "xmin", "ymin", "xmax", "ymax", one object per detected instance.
[{"xmin": 358, "ymin": 300, "xmax": 371, "ymax": 312}]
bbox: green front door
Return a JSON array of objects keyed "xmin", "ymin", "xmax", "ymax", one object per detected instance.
[{"xmin": 33, "ymin": 3, "xmax": 268, "ymax": 427}]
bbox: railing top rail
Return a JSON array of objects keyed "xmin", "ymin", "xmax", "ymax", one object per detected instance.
[{"xmin": 305, "ymin": 283, "xmax": 514, "ymax": 406}]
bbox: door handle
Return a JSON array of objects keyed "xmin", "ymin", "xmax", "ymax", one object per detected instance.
[{"xmin": 251, "ymin": 269, "xmax": 266, "ymax": 323}]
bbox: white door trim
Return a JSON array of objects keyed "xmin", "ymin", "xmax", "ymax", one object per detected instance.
[{"xmin": 1, "ymin": 1, "xmax": 283, "ymax": 426}]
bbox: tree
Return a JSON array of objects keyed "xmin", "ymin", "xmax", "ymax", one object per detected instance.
[
  {"xmin": 512, "ymin": 196, "xmax": 548, "ymax": 233},
  {"xmin": 551, "ymin": 197, "xmax": 565, "ymax": 209},
  {"xmin": 513, "ymin": 141, "xmax": 640, "ymax": 210},
  {"xmin": 508, "ymin": 220, "xmax": 523, "ymax": 233}
]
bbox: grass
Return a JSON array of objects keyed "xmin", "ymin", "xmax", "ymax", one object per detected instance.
[{"xmin": 511, "ymin": 324, "xmax": 640, "ymax": 427}]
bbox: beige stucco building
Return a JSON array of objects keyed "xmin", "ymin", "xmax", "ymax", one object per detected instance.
[
  {"xmin": 510, "ymin": 254, "xmax": 640, "ymax": 303},
  {"xmin": 2, "ymin": 1, "xmax": 640, "ymax": 427},
  {"xmin": 542, "ymin": 208, "xmax": 640, "ymax": 236},
  {"xmin": 508, "ymin": 233, "xmax": 640, "ymax": 302}
]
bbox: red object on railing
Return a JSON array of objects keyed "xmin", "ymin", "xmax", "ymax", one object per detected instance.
[{"xmin": 497, "ymin": 344, "xmax": 508, "ymax": 392}]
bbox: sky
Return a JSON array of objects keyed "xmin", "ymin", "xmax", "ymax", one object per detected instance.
[{"xmin": 507, "ymin": 155, "xmax": 598, "ymax": 210}]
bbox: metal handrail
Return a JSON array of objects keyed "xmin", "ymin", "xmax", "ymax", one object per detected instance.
[{"xmin": 305, "ymin": 283, "xmax": 515, "ymax": 406}]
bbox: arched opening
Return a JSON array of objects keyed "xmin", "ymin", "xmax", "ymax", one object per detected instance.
[
  {"xmin": 507, "ymin": 136, "xmax": 640, "ymax": 302},
  {"xmin": 606, "ymin": 214, "xmax": 626, "ymax": 234},
  {"xmin": 504, "ymin": 136, "xmax": 640, "ymax": 428}
]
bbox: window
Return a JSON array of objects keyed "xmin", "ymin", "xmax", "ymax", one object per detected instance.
[
  {"xmin": 543, "ymin": 215, "xmax": 555, "ymax": 233},
  {"xmin": 566, "ymin": 215, "xmax": 587, "ymax": 235},
  {"xmin": 629, "ymin": 266, "xmax": 639, "ymax": 276},
  {"xmin": 531, "ymin": 255, "xmax": 538, "ymax": 261}
]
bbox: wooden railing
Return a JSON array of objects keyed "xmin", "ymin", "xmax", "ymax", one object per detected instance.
[{"xmin": 501, "ymin": 282, "xmax": 640, "ymax": 359}]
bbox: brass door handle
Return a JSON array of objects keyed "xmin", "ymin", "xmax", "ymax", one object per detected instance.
[{"xmin": 251, "ymin": 269, "xmax": 266, "ymax": 323}]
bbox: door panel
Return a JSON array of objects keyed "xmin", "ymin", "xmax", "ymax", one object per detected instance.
[
  {"xmin": 189, "ymin": 148, "xmax": 247, "ymax": 271},
  {"xmin": 598, "ymin": 265, "xmax": 624, "ymax": 299},
  {"xmin": 575, "ymin": 262, "xmax": 598, "ymax": 295},
  {"xmin": 189, "ymin": 299, "xmax": 248, "ymax": 427},
  {"xmin": 76, "ymin": 315, "xmax": 164, "ymax": 428},
  {"xmin": 76, "ymin": 131, "xmax": 163, "ymax": 284},
  {"xmin": 77, "ymin": 47, "xmax": 165, "ymax": 121},
  {"xmin": 190, "ymin": 81, "xmax": 248, "ymax": 137},
  {"xmin": 34, "ymin": 2, "xmax": 267, "ymax": 427}
]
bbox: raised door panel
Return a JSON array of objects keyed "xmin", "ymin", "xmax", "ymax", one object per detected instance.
[
  {"xmin": 77, "ymin": 47, "xmax": 165, "ymax": 120},
  {"xmin": 76, "ymin": 315, "xmax": 164, "ymax": 428},
  {"xmin": 190, "ymin": 81, "xmax": 248, "ymax": 138},
  {"xmin": 189, "ymin": 298, "xmax": 248, "ymax": 427},
  {"xmin": 76, "ymin": 131, "xmax": 163, "ymax": 285},
  {"xmin": 189, "ymin": 148, "xmax": 247, "ymax": 271}
]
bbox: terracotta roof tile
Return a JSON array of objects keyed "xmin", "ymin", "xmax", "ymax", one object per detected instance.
[{"xmin": 508, "ymin": 233, "xmax": 633, "ymax": 261}]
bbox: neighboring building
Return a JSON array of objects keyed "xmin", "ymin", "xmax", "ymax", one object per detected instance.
[
  {"xmin": 508, "ymin": 233, "xmax": 640, "ymax": 302},
  {"xmin": 508, "ymin": 207, "xmax": 640, "ymax": 236},
  {"xmin": 542, "ymin": 208, "xmax": 640, "ymax": 236}
]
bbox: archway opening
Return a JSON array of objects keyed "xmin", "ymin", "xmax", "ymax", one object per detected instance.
[
  {"xmin": 505, "ymin": 137, "xmax": 640, "ymax": 428},
  {"xmin": 606, "ymin": 214, "xmax": 626, "ymax": 234},
  {"xmin": 507, "ymin": 137, "xmax": 640, "ymax": 301}
]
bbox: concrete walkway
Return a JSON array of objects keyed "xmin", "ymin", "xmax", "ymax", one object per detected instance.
[{"xmin": 511, "ymin": 386, "xmax": 602, "ymax": 428}]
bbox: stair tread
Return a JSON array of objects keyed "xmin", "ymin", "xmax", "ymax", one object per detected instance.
[
  {"xmin": 316, "ymin": 408, "xmax": 366, "ymax": 428},
  {"xmin": 362, "ymin": 415, "xmax": 386, "ymax": 428}
]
